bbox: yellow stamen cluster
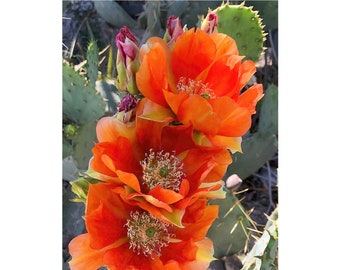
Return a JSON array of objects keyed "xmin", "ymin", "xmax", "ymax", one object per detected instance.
[
  {"xmin": 125, "ymin": 211, "xmax": 173, "ymax": 257},
  {"xmin": 177, "ymin": 77, "xmax": 216, "ymax": 99},
  {"xmin": 140, "ymin": 149, "xmax": 185, "ymax": 191}
]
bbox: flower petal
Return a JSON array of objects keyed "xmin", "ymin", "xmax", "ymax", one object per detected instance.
[
  {"xmin": 185, "ymin": 238, "xmax": 215, "ymax": 270},
  {"xmin": 171, "ymin": 28, "xmax": 216, "ymax": 81},
  {"xmin": 137, "ymin": 37, "xmax": 173, "ymax": 106},
  {"xmin": 116, "ymin": 170, "xmax": 141, "ymax": 193},
  {"xmin": 96, "ymin": 116, "xmax": 136, "ymax": 143},
  {"xmin": 68, "ymin": 234, "xmax": 105, "ymax": 270},
  {"xmin": 209, "ymin": 32, "xmax": 239, "ymax": 57},
  {"xmin": 238, "ymin": 83, "xmax": 264, "ymax": 114},
  {"xmin": 90, "ymin": 138, "xmax": 141, "ymax": 178},
  {"xmin": 209, "ymin": 96, "xmax": 251, "ymax": 137},
  {"xmin": 177, "ymin": 95, "xmax": 220, "ymax": 135},
  {"xmin": 149, "ymin": 185, "xmax": 184, "ymax": 204}
]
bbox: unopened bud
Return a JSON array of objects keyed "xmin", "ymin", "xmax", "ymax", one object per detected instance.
[
  {"xmin": 64, "ymin": 124, "xmax": 78, "ymax": 138},
  {"xmin": 115, "ymin": 26, "xmax": 140, "ymax": 94},
  {"xmin": 164, "ymin": 16, "xmax": 184, "ymax": 47},
  {"xmin": 116, "ymin": 94, "xmax": 138, "ymax": 123},
  {"xmin": 200, "ymin": 12, "xmax": 218, "ymax": 34}
]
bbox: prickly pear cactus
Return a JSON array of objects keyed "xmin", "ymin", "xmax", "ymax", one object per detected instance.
[
  {"xmin": 207, "ymin": 188, "xmax": 256, "ymax": 258},
  {"xmin": 241, "ymin": 207, "xmax": 278, "ymax": 270},
  {"xmin": 210, "ymin": 1, "xmax": 266, "ymax": 62},
  {"xmin": 63, "ymin": 63, "xmax": 106, "ymax": 125},
  {"xmin": 86, "ymin": 40, "xmax": 99, "ymax": 87}
]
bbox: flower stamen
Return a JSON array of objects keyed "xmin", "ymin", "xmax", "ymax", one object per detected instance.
[
  {"xmin": 140, "ymin": 149, "xmax": 185, "ymax": 191},
  {"xmin": 177, "ymin": 77, "xmax": 216, "ymax": 99},
  {"xmin": 125, "ymin": 211, "xmax": 173, "ymax": 257}
]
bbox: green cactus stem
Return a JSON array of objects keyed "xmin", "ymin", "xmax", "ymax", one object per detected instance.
[{"xmin": 210, "ymin": 1, "xmax": 266, "ymax": 62}]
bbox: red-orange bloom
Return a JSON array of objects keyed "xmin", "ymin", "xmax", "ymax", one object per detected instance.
[
  {"xmin": 88, "ymin": 112, "xmax": 231, "ymax": 226},
  {"xmin": 68, "ymin": 182, "xmax": 218, "ymax": 270},
  {"xmin": 136, "ymin": 28, "xmax": 263, "ymax": 151}
]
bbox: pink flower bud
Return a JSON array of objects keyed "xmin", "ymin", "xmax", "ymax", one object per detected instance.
[
  {"xmin": 164, "ymin": 16, "xmax": 184, "ymax": 46},
  {"xmin": 115, "ymin": 26, "xmax": 140, "ymax": 94},
  {"xmin": 201, "ymin": 12, "xmax": 218, "ymax": 34},
  {"xmin": 116, "ymin": 26, "xmax": 139, "ymax": 66},
  {"xmin": 116, "ymin": 94, "xmax": 138, "ymax": 123}
]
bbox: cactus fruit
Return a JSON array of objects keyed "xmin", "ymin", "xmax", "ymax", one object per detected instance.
[
  {"xmin": 209, "ymin": 1, "xmax": 266, "ymax": 62},
  {"xmin": 207, "ymin": 188, "xmax": 257, "ymax": 258}
]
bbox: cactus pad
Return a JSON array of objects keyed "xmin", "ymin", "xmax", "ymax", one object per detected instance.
[
  {"xmin": 207, "ymin": 188, "xmax": 256, "ymax": 258},
  {"xmin": 211, "ymin": 1, "xmax": 266, "ymax": 62},
  {"xmin": 86, "ymin": 40, "xmax": 99, "ymax": 87},
  {"xmin": 63, "ymin": 63, "xmax": 106, "ymax": 125}
]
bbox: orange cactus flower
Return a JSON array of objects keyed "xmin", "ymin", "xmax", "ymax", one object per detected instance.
[
  {"xmin": 88, "ymin": 113, "xmax": 230, "ymax": 226},
  {"xmin": 68, "ymin": 182, "xmax": 218, "ymax": 270},
  {"xmin": 136, "ymin": 28, "xmax": 263, "ymax": 151}
]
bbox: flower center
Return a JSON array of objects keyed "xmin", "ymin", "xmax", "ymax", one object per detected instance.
[
  {"xmin": 140, "ymin": 149, "xmax": 185, "ymax": 191},
  {"xmin": 126, "ymin": 211, "xmax": 173, "ymax": 257},
  {"xmin": 177, "ymin": 77, "xmax": 216, "ymax": 99}
]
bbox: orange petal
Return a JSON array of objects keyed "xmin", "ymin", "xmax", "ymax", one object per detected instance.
[
  {"xmin": 137, "ymin": 37, "xmax": 172, "ymax": 106},
  {"xmin": 209, "ymin": 33, "xmax": 239, "ymax": 57},
  {"xmin": 238, "ymin": 83, "xmax": 264, "ymax": 114},
  {"xmin": 116, "ymin": 170, "xmax": 141, "ymax": 193},
  {"xmin": 103, "ymin": 243, "xmax": 150, "ymax": 269},
  {"xmin": 176, "ymin": 203, "xmax": 219, "ymax": 241},
  {"xmin": 163, "ymin": 90, "xmax": 189, "ymax": 114},
  {"xmin": 90, "ymin": 139, "xmax": 141, "ymax": 178},
  {"xmin": 196, "ymin": 56, "xmax": 240, "ymax": 97},
  {"xmin": 177, "ymin": 95, "xmax": 220, "ymax": 135},
  {"xmin": 160, "ymin": 123, "xmax": 197, "ymax": 154},
  {"xmin": 185, "ymin": 238, "xmax": 215, "ymax": 270},
  {"xmin": 86, "ymin": 182, "xmax": 131, "ymax": 219},
  {"xmin": 148, "ymin": 185, "xmax": 184, "ymax": 204},
  {"xmin": 161, "ymin": 239, "xmax": 198, "ymax": 262},
  {"xmin": 96, "ymin": 116, "xmax": 136, "ymax": 143},
  {"xmin": 127, "ymin": 192, "xmax": 173, "ymax": 212},
  {"xmin": 171, "ymin": 28, "xmax": 216, "ymax": 81},
  {"xmin": 136, "ymin": 98, "xmax": 175, "ymax": 152},
  {"xmin": 209, "ymin": 96, "xmax": 251, "ymax": 137},
  {"xmin": 237, "ymin": 59, "xmax": 257, "ymax": 91},
  {"xmin": 68, "ymin": 234, "xmax": 105, "ymax": 270},
  {"xmin": 137, "ymin": 97, "xmax": 175, "ymax": 122}
]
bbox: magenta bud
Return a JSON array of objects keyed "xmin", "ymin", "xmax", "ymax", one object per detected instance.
[
  {"xmin": 118, "ymin": 94, "xmax": 138, "ymax": 113},
  {"xmin": 115, "ymin": 26, "xmax": 140, "ymax": 94},
  {"xmin": 116, "ymin": 94, "xmax": 138, "ymax": 123},
  {"xmin": 116, "ymin": 26, "xmax": 139, "ymax": 66},
  {"xmin": 164, "ymin": 16, "xmax": 184, "ymax": 46},
  {"xmin": 201, "ymin": 12, "xmax": 218, "ymax": 34}
]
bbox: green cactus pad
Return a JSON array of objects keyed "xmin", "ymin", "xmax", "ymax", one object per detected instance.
[
  {"xmin": 241, "ymin": 207, "xmax": 278, "ymax": 269},
  {"xmin": 72, "ymin": 120, "xmax": 98, "ymax": 170},
  {"xmin": 225, "ymin": 133, "xmax": 278, "ymax": 180},
  {"xmin": 207, "ymin": 188, "xmax": 256, "ymax": 258},
  {"xmin": 63, "ymin": 63, "xmax": 106, "ymax": 125},
  {"xmin": 212, "ymin": 1, "xmax": 266, "ymax": 62},
  {"xmin": 86, "ymin": 40, "xmax": 99, "ymax": 87}
]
